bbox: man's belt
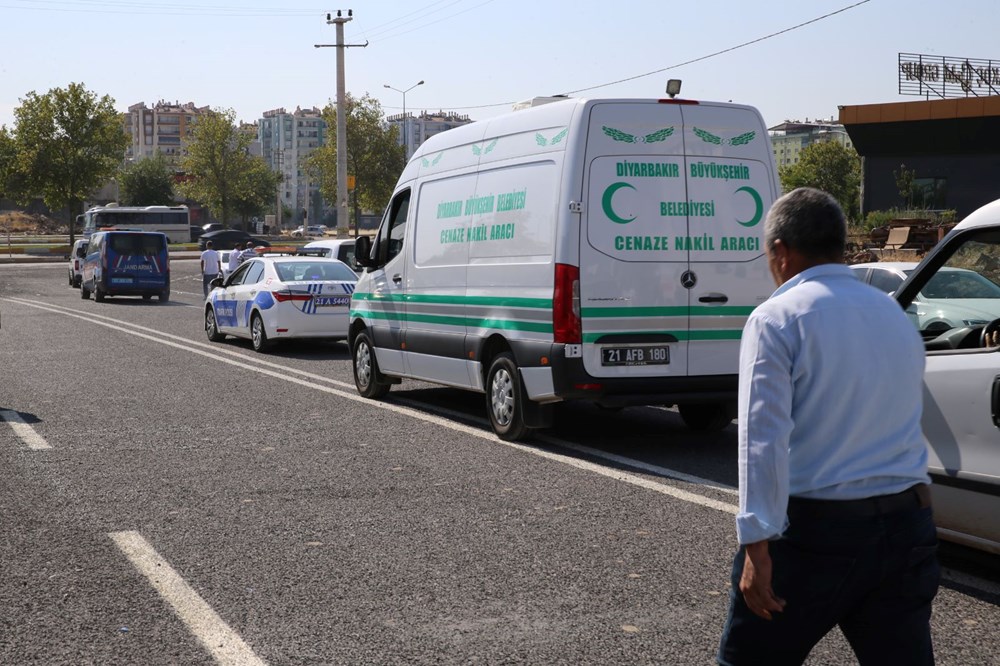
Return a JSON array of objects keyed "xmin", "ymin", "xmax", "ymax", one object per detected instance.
[{"xmin": 787, "ymin": 483, "xmax": 932, "ymax": 520}]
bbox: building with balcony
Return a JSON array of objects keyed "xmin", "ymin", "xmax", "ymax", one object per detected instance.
[
  {"xmin": 768, "ymin": 118, "xmax": 854, "ymax": 168},
  {"xmin": 386, "ymin": 110, "xmax": 474, "ymax": 159},
  {"xmin": 124, "ymin": 101, "xmax": 209, "ymax": 168},
  {"xmin": 259, "ymin": 106, "xmax": 327, "ymax": 227}
]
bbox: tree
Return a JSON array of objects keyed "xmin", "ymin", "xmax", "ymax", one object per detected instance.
[
  {"xmin": 178, "ymin": 108, "xmax": 265, "ymax": 229},
  {"xmin": 306, "ymin": 94, "xmax": 405, "ymax": 235},
  {"xmin": 0, "ymin": 125, "xmax": 26, "ymax": 204},
  {"xmin": 118, "ymin": 152, "xmax": 175, "ymax": 206},
  {"xmin": 779, "ymin": 141, "xmax": 861, "ymax": 221},
  {"xmin": 13, "ymin": 82, "xmax": 129, "ymax": 245},
  {"xmin": 233, "ymin": 157, "xmax": 282, "ymax": 230},
  {"xmin": 893, "ymin": 163, "xmax": 916, "ymax": 208}
]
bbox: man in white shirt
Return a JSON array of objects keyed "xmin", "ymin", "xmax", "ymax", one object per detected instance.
[
  {"xmin": 200, "ymin": 240, "xmax": 221, "ymax": 297},
  {"xmin": 717, "ymin": 188, "xmax": 937, "ymax": 665},
  {"xmin": 228, "ymin": 241, "xmax": 242, "ymax": 275}
]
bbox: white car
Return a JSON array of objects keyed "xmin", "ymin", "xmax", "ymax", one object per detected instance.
[
  {"xmin": 302, "ymin": 238, "xmax": 358, "ymax": 272},
  {"xmin": 67, "ymin": 238, "xmax": 88, "ymax": 287},
  {"xmin": 885, "ymin": 198, "xmax": 1000, "ymax": 555},
  {"xmin": 851, "ymin": 262, "xmax": 1000, "ymax": 333},
  {"xmin": 204, "ymin": 255, "xmax": 357, "ymax": 352},
  {"xmin": 290, "ymin": 225, "xmax": 328, "ymax": 238}
]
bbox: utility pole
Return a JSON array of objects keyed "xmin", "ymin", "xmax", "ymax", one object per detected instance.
[{"xmin": 316, "ymin": 10, "xmax": 367, "ymax": 239}]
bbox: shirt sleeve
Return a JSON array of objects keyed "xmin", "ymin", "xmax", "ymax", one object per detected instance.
[{"xmin": 735, "ymin": 312, "xmax": 795, "ymax": 544}]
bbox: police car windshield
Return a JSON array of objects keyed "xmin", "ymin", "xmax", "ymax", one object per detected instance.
[{"xmin": 275, "ymin": 261, "xmax": 356, "ymax": 282}]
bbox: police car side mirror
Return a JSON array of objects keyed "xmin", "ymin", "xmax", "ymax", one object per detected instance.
[
  {"xmin": 210, "ymin": 277, "xmax": 224, "ymax": 289},
  {"xmin": 354, "ymin": 235, "xmax": 375, "ymax": 268}
]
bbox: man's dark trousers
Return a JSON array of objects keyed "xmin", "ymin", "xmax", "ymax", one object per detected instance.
[{"xmin": 718, "ymin": 486, "xmax": 940, "ymax": 665}]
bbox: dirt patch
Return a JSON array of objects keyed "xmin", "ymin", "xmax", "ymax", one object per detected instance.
[{"xmin": 0, "ymin": 211, "xmax": 65, "ymax": 235}]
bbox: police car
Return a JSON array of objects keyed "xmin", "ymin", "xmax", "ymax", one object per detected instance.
[{"xmin": 204, "ymin": 248, "xmax": 357, "ymax": 352}]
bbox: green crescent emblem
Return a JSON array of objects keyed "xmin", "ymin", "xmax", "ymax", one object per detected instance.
[
  {"xmin": 735, "ymin": 186, "xmax": 763, "ymax": 227},
  {"xmin": 602, "ymin": 182, "xmax": 636, "ymax": 224}
]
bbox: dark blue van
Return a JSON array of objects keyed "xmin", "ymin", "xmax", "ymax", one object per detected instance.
[{"xmin": 80, "ymin": 231, "xmax": 170, "ymax": 303}]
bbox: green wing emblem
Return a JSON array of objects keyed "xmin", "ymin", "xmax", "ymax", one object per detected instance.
[
  {"xmin": 643, "ymin": 127, "xmax": 675, "ymax": 143},
  {"xmin": 484, "ymin": 138, "xmax": 498, "ymax": 154},
  {"xmin": 728, "ymin": 131, "xmax": 756, "ymax": 146},
  {"xmin": 472, "ymin": 144, "xmax": 482, "ymax": 156},
  {"xmin": 550, "ymin": 128, "xmax": 568, "ymax": 145},
  {"xmin": 693, "ymin": 127, "xmax": 722, "ymax": 145},
  {"xmin": 602, "ymin": 126, "xmax": 637, "ymax": 143},
  {"xmin": 536, "ymin": 132, "xmax": 548, "ymax": 147},
  {"xmin": 431, "ymin": 152, "xmax": 443, "ymax": 165}
]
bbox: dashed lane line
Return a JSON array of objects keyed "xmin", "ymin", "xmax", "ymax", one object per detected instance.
[
  {"xmin": 110, "ymin": 531, "xmax": 267, "ymax": 666},
  {"xmin": 0, "ymin": 409, "xmax": 52, "ymax": 450}
]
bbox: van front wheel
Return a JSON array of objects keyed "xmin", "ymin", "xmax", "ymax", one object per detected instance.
[
  {"xmin": 678, "ymin": 403, "xmax": 733, "ymax": 431},
  {"xmin": 353, "ymin": 330, "xmax": 390, "ymax": 399},
  {"xmin": 486, "ymin": 353, "xmax": 529, "ymax": 441}
]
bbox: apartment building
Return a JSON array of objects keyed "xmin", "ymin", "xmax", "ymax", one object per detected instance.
[
  {"xmin": 768, "ymin": 118, "xmax": 854, "ymax": 168},
  {"xmin": 259, "ymin": 106, "xmax": 326, "ymax": 226},
  {"xmin": 386, "ymin": 110, "xmax": 474, "ymax": 159},
  {"xmin": 124, "ymin": 101, "xmax": 209, "ymax": 167}
]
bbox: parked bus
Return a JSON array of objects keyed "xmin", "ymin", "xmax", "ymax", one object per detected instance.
[{"xmin": 82, "ymin": 204, "xmax": 191, "ymax": 243}]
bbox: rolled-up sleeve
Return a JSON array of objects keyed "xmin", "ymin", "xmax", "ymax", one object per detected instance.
[{"xmin": 735, "ymin": 312, "xmax": 794, "ymax": 544}]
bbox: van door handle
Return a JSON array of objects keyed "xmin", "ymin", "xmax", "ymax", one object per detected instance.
[
  {"xmin": 698, "ymin": 294, "xmax": 729, "ymax": 304},
  {"xmin": 392, "ymin": 274, "xmax": 402, "ymax": 284}
]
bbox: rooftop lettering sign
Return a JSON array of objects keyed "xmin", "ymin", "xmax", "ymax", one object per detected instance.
[{"xmin": 899, "ymin": 52, "xmax": 1000, "ymax": 98}]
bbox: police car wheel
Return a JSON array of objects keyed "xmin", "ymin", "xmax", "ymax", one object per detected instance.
[
  {"xmin": 678, "ymin": 403, "xmax": 733, "ymax": 431},
  {"xmin": 486, "ymin": 353, "xmax": 529, "ymax": 441},
  {"xmin": 205, "ymin": 307, "xmax": 225, "ymax": 342},
  {"xmin": 353, "ymin": 330, "xmax": 390, "ymax": 399},
  {"xmin": 251, "ymin": 313, "xmax": 272, "ymax": 352}
]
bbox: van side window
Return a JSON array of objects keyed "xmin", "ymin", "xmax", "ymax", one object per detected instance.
[{"xmin": 385, "ymin": 189, "xmax": 411, "ymax": 263}]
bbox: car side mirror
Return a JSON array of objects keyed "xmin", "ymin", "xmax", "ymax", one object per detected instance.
[
  {"xmin": 355, "ymin": 235, "xmax": 375, "ymax": 268},
  {"xmin": 210, "ymin": 277, "xmax": 224, "ymax": 289}
]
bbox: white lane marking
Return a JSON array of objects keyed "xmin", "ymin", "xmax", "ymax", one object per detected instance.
[
  {"xmin": 5, "ymin": 297, "xmax": 738, "ymax": 515},
  {"xmin": 0, "ymin": 409, "xmax": 52, "ymax": 450},
  {"xmin": 109, "ymin": 531, "xmax": 267, "ymax": 666}
]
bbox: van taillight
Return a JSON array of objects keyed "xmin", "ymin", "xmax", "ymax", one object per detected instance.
[{"xmin": 553, "ymin": 263, "xmax": 581, "ymax": 343}]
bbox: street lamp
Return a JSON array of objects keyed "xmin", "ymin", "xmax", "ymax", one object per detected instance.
[{"xmin": 384, "ymin": 80, "xmax": 424, "ymax": 159}]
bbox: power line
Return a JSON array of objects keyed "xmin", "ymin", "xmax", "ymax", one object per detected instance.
[
  {"xmin": 358, "ymin": 0, "xmax": 496, "ymax": 44},
  {"xmin": 420, "ymin": 0, "xmax": 872, "ymax": 112},
  {"xmin": 0, "ymin": 0, "xmax": 325, "ymax": 15}
]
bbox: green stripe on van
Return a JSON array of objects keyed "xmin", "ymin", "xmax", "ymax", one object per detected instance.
[
  {"xmin": 352, "ymin": 292, "xmax": 551, "ymax": 309},
  {"xmin": 581, "ymin": 305, "xmax": 756, "ymax": 318},
  {"xmin": 352, "ymin": 307, "xmax": 553, "ymax": 333},
  {"xmin": 582, "ymin": 329, "xmax": 744, "ymax": 343}
]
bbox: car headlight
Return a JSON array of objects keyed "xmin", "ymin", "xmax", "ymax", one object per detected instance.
[{"xmin": 963, "ymin": 319, "xmax": 990, "ymax": 326}]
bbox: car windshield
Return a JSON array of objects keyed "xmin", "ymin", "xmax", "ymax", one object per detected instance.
[
  {"xmin": 275, "ymin": 261, "xmax": 356, "ymax": 282},
  {"xmin": 907, "ymin": 270, "xmax": 1000, "ymax": 299}
]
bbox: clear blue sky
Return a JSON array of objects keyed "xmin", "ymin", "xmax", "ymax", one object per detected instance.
[{"xmin": 0, "ymin": 0, "xmax": 995, "ymax": 130}]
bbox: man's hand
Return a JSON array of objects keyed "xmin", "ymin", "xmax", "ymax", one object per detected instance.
[{"xmin": 740, "ymin": 540, "xmax": 787, "ymax": 620}]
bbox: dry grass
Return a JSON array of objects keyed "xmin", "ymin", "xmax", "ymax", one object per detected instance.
[{"xmin": 0, "ymin": 211, "xmax": 64, "ymax": 234}]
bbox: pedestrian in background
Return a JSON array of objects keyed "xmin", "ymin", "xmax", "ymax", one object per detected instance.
[
  {"xmin": 239, "ymin": 241, "xmax": 256, "ymax": 265},
  {"xmin": 228, "ymin": 241, "xmax": 242, "ymax": 275},
  {"xmin": 717, "ymin": 187, "xmax": 938, "ymax": 665},
  {"xmin": 200, "ymin": 240, "xmax": 221, "ymax": 297}
]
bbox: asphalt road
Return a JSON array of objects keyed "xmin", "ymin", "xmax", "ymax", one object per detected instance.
[{"xmin": 1, "ymin": 260, "xmax": 999, "ymax": 665}]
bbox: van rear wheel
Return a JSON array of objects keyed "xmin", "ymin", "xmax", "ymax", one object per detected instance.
[
  {"xmin": 678, "ymin": 403, "xmax": 734, "ymax": 431},
  {"xmin": 486, "ymin": 353, "xmax": 530, "ymax": 441},
  {"xmin": 94, "ymin": 286, "xmax": 105, "ymax": 303},
  {"xmin": 352, "ymin": 330, "xmax": 390, "ymax": 399}
]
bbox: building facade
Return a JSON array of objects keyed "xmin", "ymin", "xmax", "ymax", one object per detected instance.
[
  {"xmin": 124, "ymin": 101, "xmax": 209, "ymax": 168},
  {"xmin": 258, "ymin": 107, "xmax": 326, "ymax": 227},
  {"xmin": 768, "ymin": 118, "xmax": 854, "ymax": 168},
  {"xmin": 386, "ymin": 111, "xmax": 474, "ymax": 159}
]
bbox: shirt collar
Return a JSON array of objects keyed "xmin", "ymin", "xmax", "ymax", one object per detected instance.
[{"xmin": 771, "ymin": 263, "xmax": 853, "ymax": 299}]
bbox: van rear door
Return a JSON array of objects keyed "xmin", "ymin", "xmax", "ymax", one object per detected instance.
[
  {"xmin": 106, "ymin": 233, "xmax": 168, "ymax": 290},
  {"xmin": 580, "ymin": 100, "xmax": 774, "ymax": 379}
]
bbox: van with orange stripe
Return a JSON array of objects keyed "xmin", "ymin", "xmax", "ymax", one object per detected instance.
[{"xmin": 350, "ymin": 94, "xmax": 779, "ymax": 440}]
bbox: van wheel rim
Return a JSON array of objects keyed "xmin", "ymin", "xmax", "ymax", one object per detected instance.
[
  {"xmin": 490, "ymin": 368, "xmax": 514, "ymax": 426},
  {"xmin": 356, "ymin": 343, "xmax": 372, "ymax": 387},
  {"xmin": 252, "ymin": 318, "xmax": 262, "ymax": 347}
]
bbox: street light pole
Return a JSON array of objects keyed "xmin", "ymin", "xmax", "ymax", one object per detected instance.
[{"xmin": 384, "ymin": 80, "xmax": 424, "ymax": 160}]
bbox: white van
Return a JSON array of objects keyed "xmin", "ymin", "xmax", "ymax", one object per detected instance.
[{"xmin": 350, "ymin": 96, "xmax": 779, "ymax": 440}]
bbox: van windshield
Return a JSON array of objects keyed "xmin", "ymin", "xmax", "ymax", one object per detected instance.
[{"xmin": 110, "ymin": 234, "xmax": 165, "ymax": 255}]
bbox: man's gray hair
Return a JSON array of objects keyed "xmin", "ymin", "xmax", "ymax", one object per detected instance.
[{"xmin": 764, "ymin": 187, "xmax": 846, "ymax": 260}]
